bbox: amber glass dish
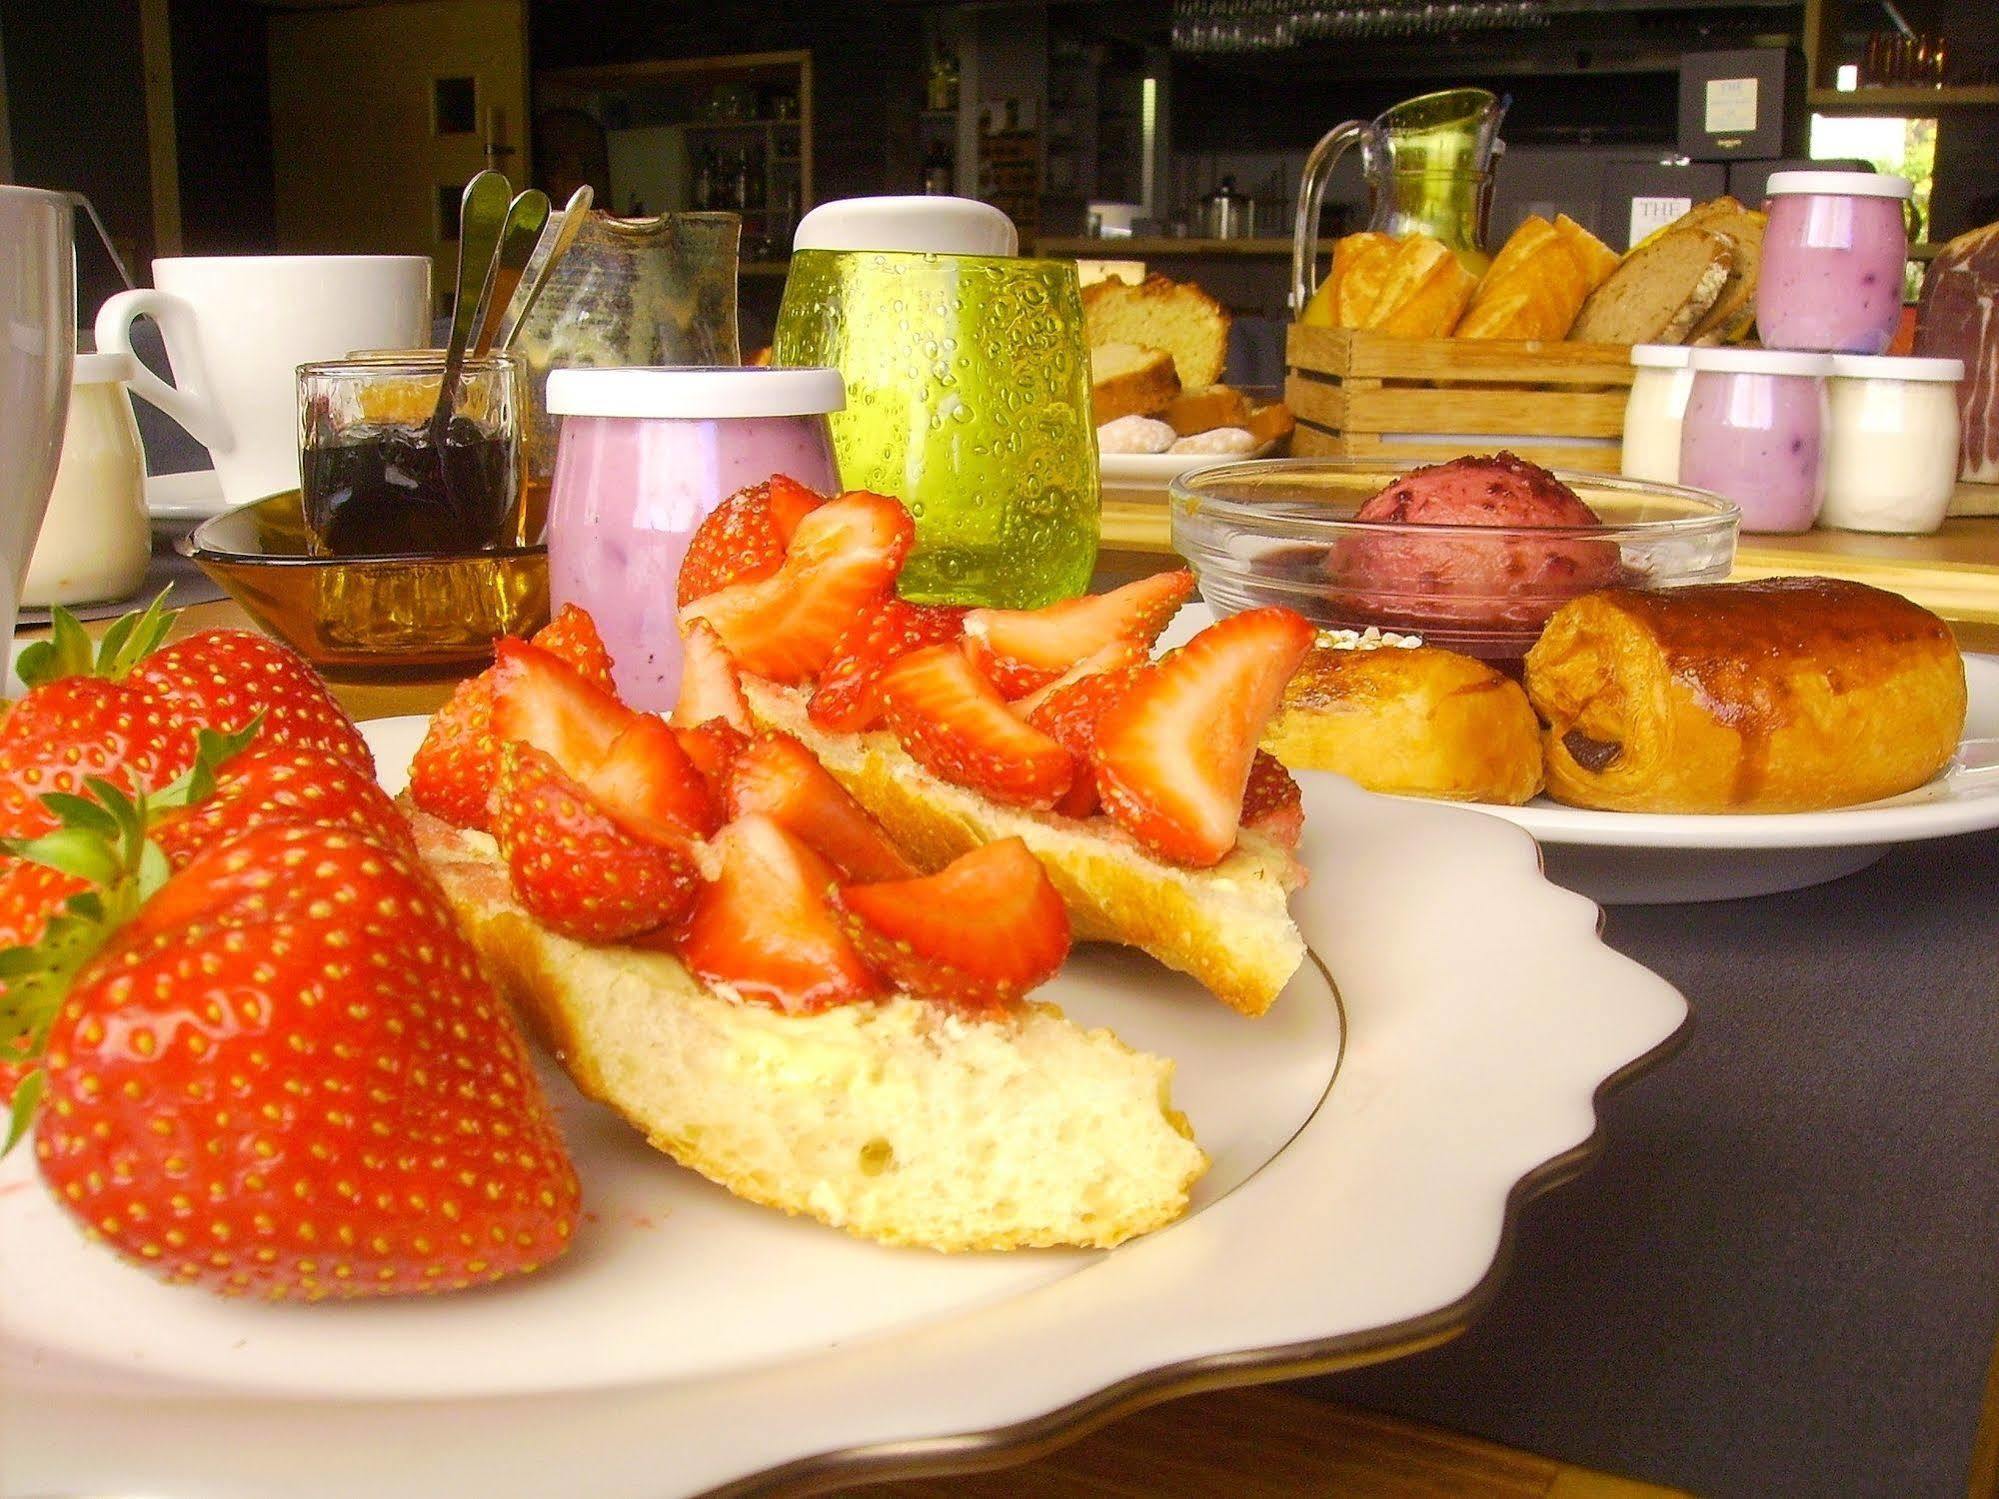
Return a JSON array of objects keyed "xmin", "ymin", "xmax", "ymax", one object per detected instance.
[{"xmin": 180, "ymin": 490, "xmax": 548, "ymax": 677}]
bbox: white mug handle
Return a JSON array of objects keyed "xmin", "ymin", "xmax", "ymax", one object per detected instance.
[{"xmin": 94, "ymin": 288, "xmax": 235, "ymax": 456}]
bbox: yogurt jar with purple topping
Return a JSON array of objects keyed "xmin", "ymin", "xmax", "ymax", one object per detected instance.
[
  {"xmin": 543, "ymin": 366, "xmax": 844, "ymax": 711},
  {"xmin": 1679, "ymin": 347, "xmax": 1833, "ymax": 534},
  {"xmin": 1755, "ymin": 171, "xmax": 1912, "ymax": 355}
]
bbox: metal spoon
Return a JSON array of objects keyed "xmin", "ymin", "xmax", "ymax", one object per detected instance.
[
  {"xmin": 471, "ymin": 189, "xmax": 551, "ymax": 359},
  {"xmin": 495, "ymin": 185, "xmax": 594, "ymax": 354},
  {"xmin": 431, "ymin": 170, "xmax": 512, "ymax": 440}
]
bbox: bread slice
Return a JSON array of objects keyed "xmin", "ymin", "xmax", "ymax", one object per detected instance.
[
  {"xmin": 740, "ymin": 678, "xmax": 1307, "ymax": 1017},
  {"xmin": 1163, "ymin": 384, "xmax": 1252, "ymax": 437},
  {"xmin": 1091, "ymin": 341, "xmax": 1180, "ymax": 424},
  {"xmin": 405, "ymin": 804, "xmax": 1209, "ymax": 1252},
  {"xmin": 1083, "ymin": 274, "xmax": 1230, "ymax": 387},
  {"xmin": 1571, "ymin": 226, "xmax": 1734, "ymax": 345},
  {"xmin": 1687, "ymin": 206, "xmax": 1766, "ymax": 344}
]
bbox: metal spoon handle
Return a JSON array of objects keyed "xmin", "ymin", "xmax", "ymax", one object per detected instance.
[
  {"xmin": 472, "ymin": 189, "xmax": 551, "ymax": 359},
  {"xmin": 495, "ymin": 185, "xmax": 593, "ymax": 354},
  {"xmin": 433, "ymin": 170, "xmax": 513, "ymax": 434}
]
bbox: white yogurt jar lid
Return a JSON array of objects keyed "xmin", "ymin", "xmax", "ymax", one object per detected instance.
[
  {"xmin": 71, "ymin": 351, "xmax": 136, "ymax": 385},
  {"xmin": 1764, "ymin": 170, "xmax": 1913, "ymax": 200},
  {"xmin": 1630, "ymin": 344, "xmax": 1693, "ymax": 369},
  {"xmin": 1828, "ymin": 353, "xmax": 1964, "ymax": 382},
  {"xmin": 546, "ymin": 366, "xmax": 845, "ymax": 419},
  {"xmin": 1688, "ymin": 347, "xmax": 1835, "ymax": 377},
  {"xmin": 794, "ymin": 196, "xmax": 1019, "ymax": 257}
]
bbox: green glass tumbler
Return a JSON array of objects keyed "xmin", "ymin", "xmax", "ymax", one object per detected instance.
[{"xmin": 772, "ymin": 247, "xmax": 1099, "ymax": 607}]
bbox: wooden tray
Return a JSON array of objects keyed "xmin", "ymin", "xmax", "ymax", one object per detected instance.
[{"xmin": 1284, "ymin": 325, "xmax": 1633, "ymax": 474}]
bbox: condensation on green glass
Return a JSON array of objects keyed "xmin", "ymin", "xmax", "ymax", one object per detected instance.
[{"xmin": 772, "ymin": 247, "xmax": 1099, "ymax": 608}]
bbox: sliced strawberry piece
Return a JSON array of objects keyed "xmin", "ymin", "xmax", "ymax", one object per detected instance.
[
  {"xmin": 808, "ymin": 598, "xmax": 968, "ymax": 733},
  {"xmin": 678, "ymin": 491, "xmax": 913, "ymax": 685},
  {"xmin": 490, "ymin": 743, "xmax": 699, "ymax": 942},
  {"xmin": 489, "ymin": 638, "xmax": 633, "ymax": 779},
  {"xmin": 669, "ymin": 814, "xmax": 880, "ymax": 1012},
  {"xmin": 674, "ymin": 721, "xmax": 748, "ymax": 798},
  {"xmin": 675, "ymin": 476, "xmax": 827, "ymax": 609},
  {"xmin": 837, "ymin": 839, "xmax": 1069, "ymax": 1011},
  {"xmin": 963, "ymin": 570, "xmax": 1195, "ymax": 696},
  {"xmin": 534, "ymin": 603, "xmax": 618, "ymax": 693},
  {"xmin": 1007, "ymin": 637, "xmax": 1148, "ymax": 721},
  {"xmin": 1093, "ymin": 608, "xmax": 1315, "ymax": 867},
  {"xmin": 1025, "ymin": 663, "xmax": 1147, "ymax": 819},
  {"xmin": 1242, "ymin": 750, "xmax": 1304, "ymax": 852},
  {"xmin": 878, "ymin": 644, "xmax": 1074, "ymax": 809},
  {"xmin": 724, "ymin": 733, "xmax": 916, "ymax": 883},
  {"xmin": 408, "ymin": 674, "xmax": 499, "ymax": 828},
  {"xmin": 409, "ymin": 608, "xmax": 625, "ymax": 830},
  {"xmin": 577, "ymin": 712, "xmax": 718, "ymax": 843},
  {"xmin": 670, "ymin": 620, "xmax": 752, "ymax": 734}
]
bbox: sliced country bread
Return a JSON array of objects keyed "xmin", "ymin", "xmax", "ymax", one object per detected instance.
[
  {"xmin": 404, "ymin": 803, "xmax": 1209, "ymax": 1252},
  {"xmin": 1571, "ymin": 226, "xmax": 1735, "ymax": 345},
  {"xmin": 1688, "ymin": 206, "xmax": 1767, "ymax": 344}
]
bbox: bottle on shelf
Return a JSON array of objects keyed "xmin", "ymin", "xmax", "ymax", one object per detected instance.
[
  {"xmin": 692, "ymin": 147, "xmax": 715, "ymax": 212},
  {"xmin": 923, "ymin": 139, "xmax": 954, "ymax": 195}
]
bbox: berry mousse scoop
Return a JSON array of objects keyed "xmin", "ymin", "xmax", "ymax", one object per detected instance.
[{"xmin": 1332, "ymin": 451, "xmax": 1625, "ymax": 630}]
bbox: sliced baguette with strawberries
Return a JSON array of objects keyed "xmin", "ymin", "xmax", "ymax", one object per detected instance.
[
  {"xmin": 402, "ymin": 623, "xmax": 1208, "ymax": 1252},
  {"xmin": 679, "ymin": 486, "xmax": 1315, "ymax": 1016}
]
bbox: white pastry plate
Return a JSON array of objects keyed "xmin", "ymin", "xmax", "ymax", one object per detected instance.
[
  {"xmin": 145, "ymin": 468, "xmax": 228, "ymax": 524},
  {"xmin": 0, "ymin": 714, "xmax": 1687, "ymax": 1499},
  {"xmin": 1464, "ymin": 653, "xmax": 1999, "ymax": 905},
  {"xmin": 1100, "ymin": 440, "xmax": 1278, "ymax": 487}
]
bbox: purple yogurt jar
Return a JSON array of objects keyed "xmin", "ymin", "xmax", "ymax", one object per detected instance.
[
  {"xmin": 543, "ymin": 366, "xmax": 844, "ymax": 711},
  {"xmin": 1679, "ymin": 348, "xmax": 1833, "ymax": 535},
  {"xmin": 1755, "ymin": 171, "xmax": 1912, "ymax": 355}
]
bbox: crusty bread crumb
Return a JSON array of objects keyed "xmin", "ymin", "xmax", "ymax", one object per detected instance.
[
  {"xmin": 742, "ymin": 679, "xmax": 1307, "ymax": 1017},
  {"xmin": 404, "ymin": 803, "xmax": 1209, "ymax": 1252}
]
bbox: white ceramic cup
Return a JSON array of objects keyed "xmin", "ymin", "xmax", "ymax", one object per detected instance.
[
  {"xmin": 96, "ymin": 255, "xmax": 430, "ymax": 505},
  {"xmin": 0, "ymin": 185, "xmax": 76, "ymax": 647}
]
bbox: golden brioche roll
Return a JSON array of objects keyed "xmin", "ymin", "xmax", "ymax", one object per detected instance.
[
  {"xmin": 1525, "ymin": 579, "xmax": 1967, "ymax": 814},
  {"xmin": 1261, "ymin": 644, "xmax": 1544, "ymax": 805}
]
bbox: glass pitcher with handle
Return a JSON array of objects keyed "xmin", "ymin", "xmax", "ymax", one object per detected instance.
[{"xmin": 1291, "ymin": 87, "xmax": 1508, "ymax": 313}]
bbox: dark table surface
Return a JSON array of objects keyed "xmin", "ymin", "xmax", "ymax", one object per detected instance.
[{"xmin": 1310, "ymin": 829, "xmax": 1999, "ymax": 1499}]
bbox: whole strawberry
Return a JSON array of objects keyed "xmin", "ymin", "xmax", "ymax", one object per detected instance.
[
  {"xmin": 17, "ymin": 805, "xmax": 581, "ymax": 1299},
  {"xmin": 130, "ymin": 627, "xmax": 372, "ymax": 774}
]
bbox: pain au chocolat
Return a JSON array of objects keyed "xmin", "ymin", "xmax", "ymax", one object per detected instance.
[{"xmin": 1524, "ymin": 578, "xmax": 1966, "ymax": 814}]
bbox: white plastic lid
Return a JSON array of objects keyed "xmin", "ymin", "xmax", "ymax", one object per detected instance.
[
  {"xmin": 1688, "ymin": 347, "xmax": 1835, "ymax": 377},
  {"xmin": 545, "ymin": 366, "xmax": 845, "ymax": 420},
  {"xmin": 1764, "ymin": 170, "xmax": 1913, "ymax": 201},
  {"xmin": 1629, "ymin": 344, "xmax": 1693, "ymax": 369},
  {"xmin": 1828, "ymin": 353, "xmax": 1964, "ymax": 383},
  {"xmin": 71, "ymin": 351, "xmax": 135, "ymax": 385},
  {"xmin": 793, "ymin": 196, "xmax": 1019, "ymax": 257}
]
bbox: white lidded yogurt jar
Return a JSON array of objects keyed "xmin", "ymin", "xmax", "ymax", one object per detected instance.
[
  {"xmin": 1621, "ymin": 343, "xmax": 1695, "ymax": 485},
  {"xmin": 1820, "ymin": 354, "xmax": 1963, "ymax": 534}
]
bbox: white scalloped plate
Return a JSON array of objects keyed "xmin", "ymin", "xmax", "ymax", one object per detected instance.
[{"xmin": 0, "ymin": 713, "xmax": 1686, "ymax": 1499}]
